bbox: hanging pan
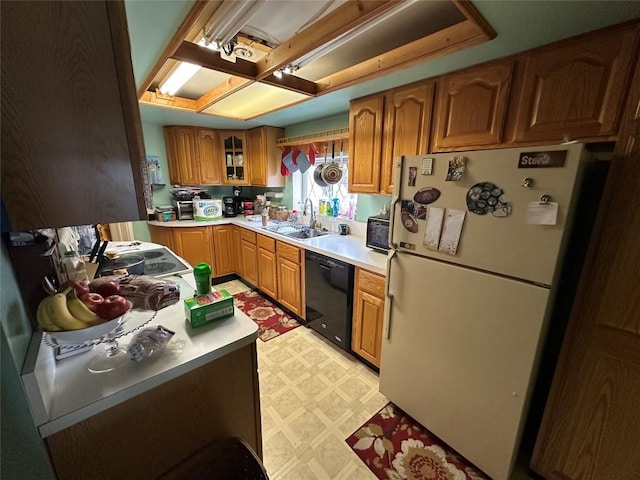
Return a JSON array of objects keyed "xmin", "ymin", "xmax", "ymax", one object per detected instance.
[
  {"xmin": 321, "ymin": 140, "xmax": 343, "ymax": 185},
  {"xmin": 313, "ymin": 143, "xmax": 329, "ymax": 187}
]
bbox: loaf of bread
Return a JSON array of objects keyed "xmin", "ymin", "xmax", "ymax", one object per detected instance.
[{"xmin": 90, "ymin": 275, "xmax": 180, "ymax": 311}]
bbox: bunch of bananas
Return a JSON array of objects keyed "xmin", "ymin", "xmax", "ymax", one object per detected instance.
[{"xmin": 37, "ymin": 288, "xmax": 107, "ymax": 332}]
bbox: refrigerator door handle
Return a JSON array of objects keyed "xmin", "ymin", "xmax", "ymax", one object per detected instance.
[
  {"xmin": 383, "ymin": 249, "xmax": 397, "ymax": 339},
  {"xmin": 388, "ymin": 156, "xmax": 404, "ymax": 250}
]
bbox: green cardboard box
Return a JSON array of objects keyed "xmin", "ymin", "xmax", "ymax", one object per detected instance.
[{"xmin": 184, "ymin": 289, "xmax": 234, "ymax": 328}]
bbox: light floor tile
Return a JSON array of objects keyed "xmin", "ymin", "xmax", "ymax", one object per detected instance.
[{"xmin": 259, "ymin": 325, "xmax": 380, "ymax": 480}]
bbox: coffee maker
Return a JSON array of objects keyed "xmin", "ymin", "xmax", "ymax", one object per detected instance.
[{"xmin": 223, "ymin": 186, "xmax": 244, "ymax": 217}]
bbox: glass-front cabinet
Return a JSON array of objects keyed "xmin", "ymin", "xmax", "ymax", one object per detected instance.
[{"xmin": 222, "ymin": 131, "xmax": 248, "ymax": 185}]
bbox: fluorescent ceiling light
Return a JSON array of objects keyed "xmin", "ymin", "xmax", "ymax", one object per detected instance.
[
  {"xmin": 203, "ymin": 0, "xmax": 265, "ymax": 46},
  {"xmin": 296, "ymin": 0, "xmax": 417, "ymax": 68},
  {"xmin": 159, "ymin": 62, "xmax": 200, "ymax": 95}
]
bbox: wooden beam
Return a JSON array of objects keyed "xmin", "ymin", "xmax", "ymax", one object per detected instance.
[
  {"xmin": 195, "ymin": 77, "xmax": 253, "ymax": 111},
  {"xmin": 254, "ymin": 0, "xmax": 402, "ymax": 79},
  {"xmin": 136, "ymin": 1, "xmax": 213, "ymax": 98},
  {"xmin": 260, "ymin": 74, "xmax": 318, "ymax": 96},
  {"xmin": 139, "ymin": 91, "xmax": 197, "ymax": 111},
  {"xmin": 452, "ymin": 0, "xmax": 497, "ymax": 40},
  {"xmin": 172, "ymin": 40, "xmax": 257, "ymax": 78},
  {"xmin": 316, "ymin": 20, "xmax": 490, "ymax": 95}
]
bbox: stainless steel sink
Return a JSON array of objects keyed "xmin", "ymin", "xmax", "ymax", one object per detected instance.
[{"xmin": 282, "ymin": 228, "xmax": 332, "ymax": 240}]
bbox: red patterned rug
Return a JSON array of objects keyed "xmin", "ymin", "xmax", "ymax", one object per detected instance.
[
  {"xmin": 346, "ymin": 403, "xmax": 489, "ymax": 480},
  {"xmin": 233, "ymin": 290, "xmax": 301, "ymax": 342}
]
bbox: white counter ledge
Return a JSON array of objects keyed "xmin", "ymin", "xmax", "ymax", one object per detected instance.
[
  {"xmin": 148, "ymin": 218, "xmax": 389, "ymax": 276},
  {"xmin": 23, "ymin": 272, "xmax": 259, "ymax": 438}
]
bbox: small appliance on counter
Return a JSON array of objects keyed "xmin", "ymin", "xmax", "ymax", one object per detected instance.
[
  {"xmin": 172, "ymin": 200, "xmax": 194, "ymax": 220},
  {"xmin": 366, "ymin": 214, "xmax": 390, "ymax": 252},
  {"xmin": 222, "ymin": 196, "xmax": 237, "ymax": 217},
  {"xmin": 154, "ymin": 205, "xmax": 176, "ymax": 222}
]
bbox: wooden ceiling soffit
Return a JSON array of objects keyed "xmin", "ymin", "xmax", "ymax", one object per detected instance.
[
  {"xmin": 171, "ymin": 41, "xmax": 317, "ymax": 97},
  {"xmin": 139, "ymin": 91, "xmax": 197, "ymax": 111},
  {"xmin": 196, "ymin": 76, "xmax": 252, "ymax": 112},
  {"xmin": 136, "ymin": 1, "xmax": 217, "ymax": 98},
  {"xmin": 316, "ymin": 17, "xmax": 494, "ymax": 95},
  {"xmin": 254, "ymin": 0, "xmax": 401, "ymax": 79}
]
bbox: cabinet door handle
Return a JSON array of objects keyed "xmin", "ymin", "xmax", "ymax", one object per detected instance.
[{"xmin": 383, "ymin": 249, "xmax": 397, "ymax": 340}]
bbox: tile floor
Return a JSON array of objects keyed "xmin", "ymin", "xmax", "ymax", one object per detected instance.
[
  {"xmin": 217, "ymin": 279, "xmax": 536, "ymax": 480},
  {"xmin": 218, "ymin": 279, "xmax": 385, "ymax": 479}
]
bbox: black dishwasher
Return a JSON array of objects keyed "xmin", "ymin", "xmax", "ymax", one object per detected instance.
[{"xmin": 305, "ymin": 251, "xmax": 354, "ymax": 351}]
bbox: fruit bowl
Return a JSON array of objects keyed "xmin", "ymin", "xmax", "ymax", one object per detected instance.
[{"xmin": 45, "ymin": 302, "xmax": 132, "ymax": 346}]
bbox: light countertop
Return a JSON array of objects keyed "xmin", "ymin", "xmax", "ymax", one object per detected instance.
[
  {"xmin": 148, "ymin": 217, "xmax": 388, "ymax": 276},
  {"xmin": 22, "ymin": 269, "xmax": 259, "ymax": 438}
]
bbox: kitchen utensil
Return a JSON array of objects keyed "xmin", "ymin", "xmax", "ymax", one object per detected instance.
[
  {"xmin": 314, "ymin": 143, "xmax": 330, "ymax": 187},
  {"xmin": 321, "ymin": 141, "xmax": 343, "ymax": 184},
  {"xmin": 99, "ymin": 253, "xmax": 145, "ymax": 276}
]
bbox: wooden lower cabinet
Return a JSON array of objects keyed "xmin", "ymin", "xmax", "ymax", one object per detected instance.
[
  {"xmin": 240, "ymin": 238, "xmax": 259, "ymax": 286},
  {"xmin": 148, "ymin": 224, "xmax": 175, "ymax": 251},
  {"xmin": 46, "ymin": 343, "xmax": 261, "ymax": 480},
  {"xmin": 149, "ymin": 225, "xmax": 213, "ymax": 272},
  {"xmin": 351, "ymin": 268, "xmax": 386, "ymax": 368},
  {"xmin": 212, "ymin": 224, "xmax": 237, "ymax": 277},
  {"xmin": 169, "ymin": 227, "xmax": 213, "ymax": 272},
  {"xmin": 276, "ymin": 241, "xmax": 304, "ymax": 317},
  {"xmin": 257, "ymin": 234, "xmax": 277, "ymax": 299}
]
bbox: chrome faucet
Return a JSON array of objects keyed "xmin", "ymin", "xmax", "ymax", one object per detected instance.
[{"xmin": 303, "ymin": 198, "xmax": 317, "ymax": 228}]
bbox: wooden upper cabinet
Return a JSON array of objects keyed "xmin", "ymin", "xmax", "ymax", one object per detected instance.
[
  {"xmin": 434, "ymin": 60, "xmax": 514, "ymax": 150},
  {"xmin": 246, "ymin": 126, "xmax": 285, "ymax": 187},
  {"xmin": 381, "ymin": 82, "xmax": 434, "ymax": 194},
  {"xmin": 164, "ymin": 126, "xmax": 218, "ymax": 185},
  {"xmin": 348, "ymin": 95, "xmax": 385, "ymax": 193},
  {"xmin": 1, "ymin": 1, "xmax": 147, "ymax": 230},
  {"xmin": 513, "ymin": 25, "xmax": 640, "ymax": 143},
  {"xmin": 198, "ymin": 128, "xmax": 223, "ymax": 185},
  {"xmin": 221, "ymin": 131, "xmax": 248, "ymax": 185}
]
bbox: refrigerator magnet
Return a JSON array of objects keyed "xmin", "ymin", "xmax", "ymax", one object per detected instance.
[
  {"xmin": 401, "ymin": 212, "xmax": 419, "ymax": 233},
  {"xmin": 414, "ymin": 187, "xmax": 441, "ymax": 205},
  {"xmin": 445, "ymin": 156, "xmax": 466, "ymax": 181},
  {"xmin": 408, "ymin": 166, "xmax": 417, "ymax": 186},
  {"xmin": 438, "ymin": 209, "xmax": 466, "ymax": 255},
  {"xmin": 466, "ymin": 182, "xmax": 512, "ymax": 217},
  {"xmin": 424, "ymin": 207, "xmax": 444, "ymax": 250},
  {"xmin": 402, "ymin": 200, "xmax": 426, "ymax": 220}
]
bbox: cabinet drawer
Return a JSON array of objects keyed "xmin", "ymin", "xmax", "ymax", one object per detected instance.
[
  {"xmin": 276, "ymin": 241, "xmax": 300, "ymax": 263},
  {"xmin": 357, "ymin": 268, "xmax": 385, "ymax": 298},
  {"xmin": 257, "ymin": 234, "xmax": 275, "ymax": 252},
  {"xmin": 240, "ymin": 228, "xmax": 257, "ymax": 244}
]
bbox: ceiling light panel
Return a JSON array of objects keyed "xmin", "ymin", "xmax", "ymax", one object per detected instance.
[{"xmin": 202, "ymin": 82, "xmax": 308, "ymax": 119}]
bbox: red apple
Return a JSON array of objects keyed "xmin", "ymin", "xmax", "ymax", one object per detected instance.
[
  {"xmin": 92, "ymin": 280, "xmax": 120, "ymax": 298},
  {"xmin": 79, "ymin": 292, "xmax": 104, "ymax": 312},
  {"xmin": 72, "ymin": 280, "xmax": 90, "ymax": 297},
  {"xmin": 97, "ymin": 295, "xmax": 130, "ymax": 320}
]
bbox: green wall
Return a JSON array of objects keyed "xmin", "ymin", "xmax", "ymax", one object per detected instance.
[{"xmin": 282, "ymin": 112, "xmax": 391, "ymax": 222}]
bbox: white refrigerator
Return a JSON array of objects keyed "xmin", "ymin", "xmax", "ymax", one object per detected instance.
[{"xmin": 379, "ymin": 143, "xmax": 593, "ymax": 480}]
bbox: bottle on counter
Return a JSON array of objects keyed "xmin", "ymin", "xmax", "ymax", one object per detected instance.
[
  {"xmin": 193, "ymin": 262, "xmax": 212, "ymax": 296},
  {"xmin": 62, "ymin": 250, "xmax": 89, "ymax": 283}
]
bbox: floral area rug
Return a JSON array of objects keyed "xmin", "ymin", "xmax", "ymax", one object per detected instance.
[
  {"xmin": 346, "ymin": 403, "xmax": 489, "ymax": 480},
  {"xmin": 233, "ymin": 290, "xmax": 301, "ymax": 342}
]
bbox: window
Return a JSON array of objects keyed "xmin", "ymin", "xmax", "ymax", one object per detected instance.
[{"xmin": 292, "ymin": 150, "xmax": 357, "ymax": 220}]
